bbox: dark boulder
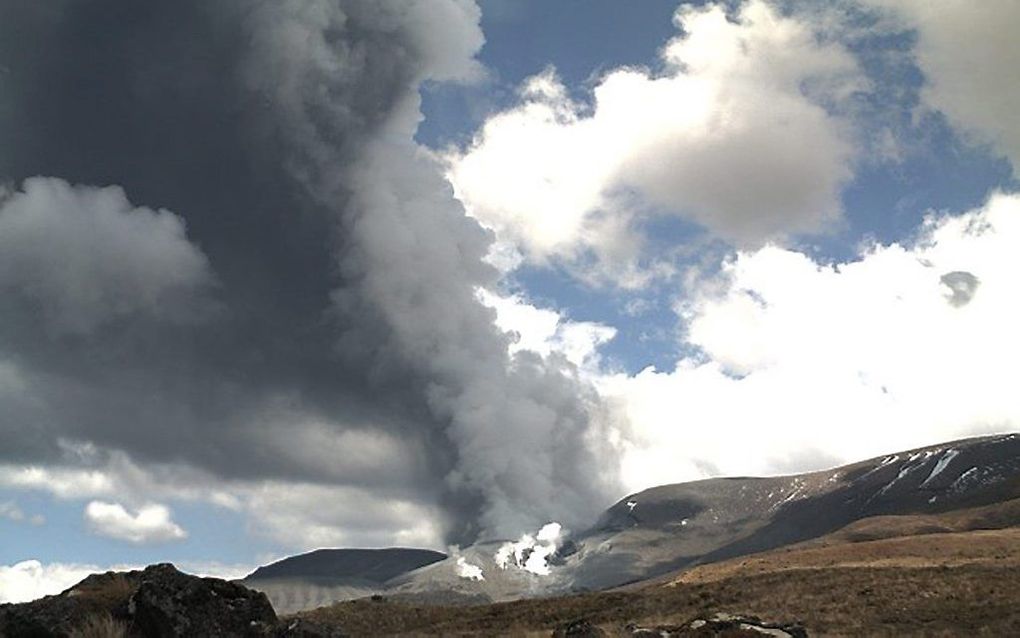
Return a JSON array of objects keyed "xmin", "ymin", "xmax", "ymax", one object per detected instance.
[
  {"xmin": 129, "ymin": 564, "xmax": 277, "ymax": 637},
  {"xmin": 0, "ymin": 563, "xmax": 284, "ymax": 638},
  {"xmin": 552, "ymin": 618, "xmax": 607, "ymax": 637},
  {"xmin": 0, "ymin": 595, "xmax": 88, "ymax": 638}
]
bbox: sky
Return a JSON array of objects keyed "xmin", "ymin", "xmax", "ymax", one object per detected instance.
[{"xmin": 1, "ymin": 0, "xmax": 1019, "ymax": 602}]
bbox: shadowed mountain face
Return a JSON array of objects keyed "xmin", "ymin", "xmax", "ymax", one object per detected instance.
[
  {"xmin": 246, "ymin": 549, "xmax": 447, "ymax": 585},
  {"xmin": 242, "ymin": 548, "xmax": 448, "ymax": 615},
  {"xmin": 244, "ymin": 433, "xmax": 1020, "ymax": 613}
]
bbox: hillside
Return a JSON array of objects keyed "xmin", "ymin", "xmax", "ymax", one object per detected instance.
[
  {"xmin": 246, "ymin": 433, "xmax": 1020, "ymax": 612},
  {"xmin": 554, "ymin": 432, "xmax": 1020, "ymax": 592},
  {"xmin": 7, "ymin": 433, "xmax": 1020, "ymax": 636},
  {"xmin": 242, "ymin": 548, "xmax": 447, "ymax": 614},
  {"xmin": 8, "ymin": 513, "xmax": 1020, "ymax": 636},
  {"xmin": 295, "ymin": 509, "xmax": 1020, "ymax": 636},
  {"xmin": 246, "ymin": 548, "xmax": 447, "ymax": 584}
]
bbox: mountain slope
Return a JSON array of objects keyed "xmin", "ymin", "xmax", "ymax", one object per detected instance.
[
  {"xmin": 555, "ymin": 432, "xmax": 1020, "ymax": 591},
  {"xmin": 241, "ymin": 548, "xmax": 446, "ymax": 614},
  {"xmin": 296, "ymin": 518, "xmax": 1020, "ymax": 636},
  {"xmin": 246, "ymin": 433, "xmax": 1020, "ymax": 612},
  {"xmin": 246, "ymin": 548, "xmax": 446, "ymax": 584}
]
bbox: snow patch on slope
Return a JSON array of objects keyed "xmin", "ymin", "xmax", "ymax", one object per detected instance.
[{"xmin": 922, "ymin": 449, "xmax": 960, "ymax": 487}]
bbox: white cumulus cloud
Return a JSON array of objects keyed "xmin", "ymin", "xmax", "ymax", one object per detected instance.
[
  {"xmin": 0, "ymin": 561, "xmax": 110, "ymax": 604},
  {"xmin": 83, "ymin": 501, "xmax": 188, "ymax": 544},
  {"xmin": 869, "ymin": 0, "xmax": 1020, "ymax": 173},
  {"xmin": 477, "ymin": 289, "xmax": 616, "ymax": 370},
  {"xmin": 448, "ymin": 0, "xmax": 861, "ymax": 285},
  {"xmin": 0, "ymin": 451, "xmax": 445, "ymax": 553},
  {"xmin": 604, "ymin": 191, "xmax": 1020, "ymax": 491},
  {"xmin": 0, "ymin": 501, "xmax": 44, "ymax": 526}
]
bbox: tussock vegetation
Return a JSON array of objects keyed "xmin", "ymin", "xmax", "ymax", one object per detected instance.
[
  {"xmin": 811, "ymin": 496, "xmax": 1020, "ymax": 544},
  {"xmin": 67, "ymin": 573, "xmax": 137, "ymax": 608},
  {"xmin": 68, "ymin": 613, "xmax": 128, "ymax": 638},
  {"xmin": 672, "ymin": 528, "xmax": 1020, "ymax": 586}
]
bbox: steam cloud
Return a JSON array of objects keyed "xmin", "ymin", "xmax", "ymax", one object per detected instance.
[
  {"xmin": 494, "ymin": 522, "xmax": 563, "ymax": 576},
  {"xmin": 0, "ymin": 1, "xmax": 619, "ymax": 544}
]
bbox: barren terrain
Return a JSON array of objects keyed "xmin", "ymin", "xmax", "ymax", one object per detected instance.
[{"xmin": 295, "ymin": 507, "xmax": 1020, "ymax": 636}]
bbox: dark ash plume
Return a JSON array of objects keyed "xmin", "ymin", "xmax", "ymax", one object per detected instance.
[{"xmin": 0, "ymin": 0, "xmax": 620, "ymax": 544}]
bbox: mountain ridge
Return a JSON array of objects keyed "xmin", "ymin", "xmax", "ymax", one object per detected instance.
[
  {"xmin": 245, "ymin": 547, "xmax": 447, "ymax": 584},
  {"xmin": 242, "ymin": 432, "xmax": 1020, "ymax": 612},
  {"xmin": 5, "ymin": 432, "xmax": 1020, "ymax": 635}
]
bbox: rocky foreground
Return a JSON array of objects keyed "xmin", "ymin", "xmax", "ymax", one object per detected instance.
[
  {"xmin": 0, "ymin": 563, "xmax": 810, "ymax": 637},
  {"xmin": 0, "ymin": 564, "xmax": 344, "ymax": 637}
]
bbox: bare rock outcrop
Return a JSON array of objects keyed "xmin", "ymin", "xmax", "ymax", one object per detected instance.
[
  {"xmin": 623, "ymin": 613, "xmax": 808, "ymax": 637},
  {"xmin": 129, "ymin": 563, "xmax": 277, "ymax": 637},
  {"xmin": 0, "ymin": 563, "xmax": 299, "ymax": 638}
]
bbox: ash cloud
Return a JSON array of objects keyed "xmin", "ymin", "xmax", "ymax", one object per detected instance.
[
  {"xmin": 0, "ymin": 177, "xmax": 218, "ymax": 335},
  {"xmin": 0, "ymin": 0, "xmax": 619, "ymax": 544}
]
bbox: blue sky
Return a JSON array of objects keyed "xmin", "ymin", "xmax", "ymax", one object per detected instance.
[
  {"xmin": 1, "ymin": 0, "xmax": 1019, "ymax": 602},
  {"xmin": 419, "ymin": 0, "xmax": 725, "ymax": 375},
  {"xmin": 0, "ymin": 489, "xmax": 258, "ymax": 567},
  {"xmin": 428, "ymin": 0, "xmax": 1017, "ymax": 376},
  {"xmin": 419, "ymin": 0, "xmax": 680, "ymax": 148}
]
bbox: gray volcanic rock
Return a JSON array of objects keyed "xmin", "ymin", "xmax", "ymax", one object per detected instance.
[
  {"xmin": 552, "ymin": 618, "xmax": 607, "ymax": 637},
  {"xmin": 0, "ymin": 590, "xmax": 92, "ymax": 637},
  {"xmin": 624, "ymin": 613, "xmax": 808, "ymax": 637},
  {"xmin": 131, "ymin": 564, "xmax": 277, "ymax": 637}
]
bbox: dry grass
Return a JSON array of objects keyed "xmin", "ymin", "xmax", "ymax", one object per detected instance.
[
  {"xmin": 68, "ymin": 613, "xmax": 128, "ymax": 638},
  {"xmin": 295, "ymin": 526, "xmax": 1020, "ymax": 637},
  {"xmin": 672, "ymin": 528, "xmax": 1020, "ymax": 586},
  {"xmin": 66, "ymin": 573, "xmax": 137, "ymax": 608},
  {"xmin": 812, "ymin": 496, "xmax": 1020, "ymax": 544}
]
